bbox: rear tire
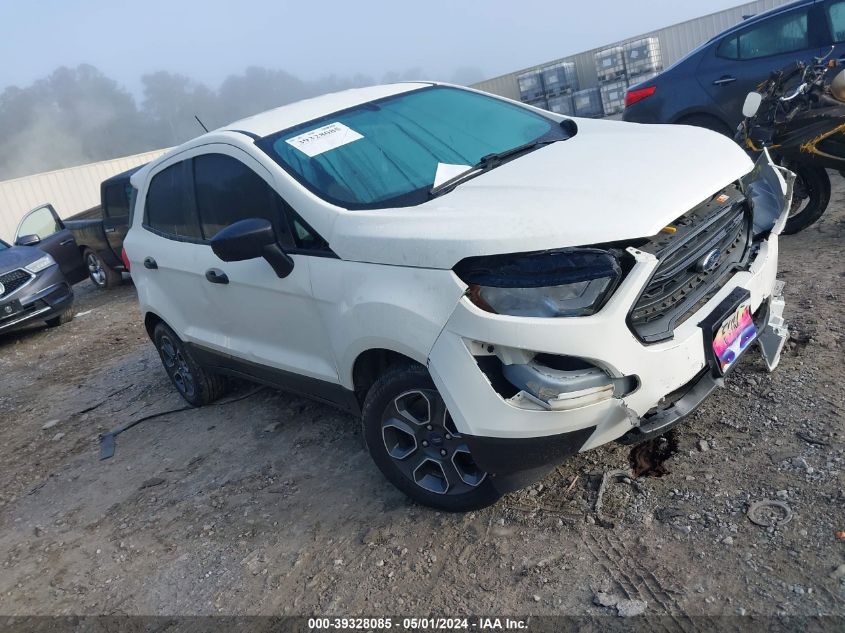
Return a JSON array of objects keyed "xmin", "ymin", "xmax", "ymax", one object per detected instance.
[
  {"xmin": 45, "ymin": 309, "xmax": 73, "ymax": 328},
  {"xmin": 84, "ymin": 248, "xmax": 121, "ymax": 289},
  {"xmin": 362, "ymin": 363, "xmax": 501, "ymax": 511},
  {"xmin": 676, "ymin": 114, "xmax": 733, "ymax": 137},
  {"xmin": 782, "ymin": 163, "xmax": 830, "ymax": 235},
  {"xmin": 152, "ymin": 322, "xmax": 228, "ymax": 406}
]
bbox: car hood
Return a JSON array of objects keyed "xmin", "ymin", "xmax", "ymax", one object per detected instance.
[
  {"xmin": 0, "ymin": 245, "xmax": 44, "ymax": 273},
  {"xmin": 328, "ymin": 118, "xmax": 755, "ymax": 269}
]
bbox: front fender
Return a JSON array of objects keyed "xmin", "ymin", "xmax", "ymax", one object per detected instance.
[{"xmin": 308, "ymin": 257, "xmax": 467, "ymax": 389}]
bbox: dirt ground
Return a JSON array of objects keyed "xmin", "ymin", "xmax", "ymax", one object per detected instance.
[{"xmin": 0, "ymin": 186, "xmax": 843, "ymax": 623}]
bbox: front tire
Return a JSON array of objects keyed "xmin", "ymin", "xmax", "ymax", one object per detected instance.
[
  {"xmin": 362, "ymin": 363, "xmax": 501, "ymax": 511},
  {"xmin": 84, "ymin": 248, "xmax": 122, "ymax": 289},
  {"xmin": 152, "ymin": 322, "xmax": 228, "ymax": 406},
  {"xmin": 782, "ymin": 163, "xmax": 830, "ymax": 235},
  {"xmin": 45, "ymin": 309, "xmax": 73, "ymax": 328}
]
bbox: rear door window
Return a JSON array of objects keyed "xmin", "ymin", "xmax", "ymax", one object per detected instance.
[
  {"xmin": 717, "ymin": 10, "xmax": 810, "ymax": 60},
  {"xmin": 144, "ymin": 161, "xmax": 202, "ymax": 240}
]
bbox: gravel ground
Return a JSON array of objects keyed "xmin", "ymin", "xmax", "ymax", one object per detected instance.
[{"xmin": 0, "ymin": 185, "xmax": 842, "ymax": 622}]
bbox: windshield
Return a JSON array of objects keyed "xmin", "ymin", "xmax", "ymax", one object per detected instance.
[{"xmin": 258, "ymin": 86, "xmax": 563, "ymax": 209}]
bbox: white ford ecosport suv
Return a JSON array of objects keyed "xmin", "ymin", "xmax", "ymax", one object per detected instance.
[{"xmin": 125, "ymin": 82, "xmax": 791, "ymax": 511}]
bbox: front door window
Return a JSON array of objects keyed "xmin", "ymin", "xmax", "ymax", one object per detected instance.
[{"xmin": 18, "ymin": 206, "xmax": 60, "ymax": 240}]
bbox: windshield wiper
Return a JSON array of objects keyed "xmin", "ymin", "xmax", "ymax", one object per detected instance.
[
  {"xmin": 429, "ymin": 138, "xmax": 562, "ymax": 198},
  {"xmin": 476, "ymin": 138, "xmax": 559, "ymax": 169}
]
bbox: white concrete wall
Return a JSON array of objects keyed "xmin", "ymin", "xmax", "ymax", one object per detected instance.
[{"xmin": 0, "ymin": 149, "xmax": 166, "ymax": 242}]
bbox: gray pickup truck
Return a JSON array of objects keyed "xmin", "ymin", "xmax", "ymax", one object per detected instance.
[{"xmin": 14, "ymin": 165, "xmax": 142, "ymax": 289}]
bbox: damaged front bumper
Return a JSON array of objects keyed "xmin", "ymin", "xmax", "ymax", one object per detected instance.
[{"xmin": 427, "ymin": 152, "xmax": 792, "ymax": 492}]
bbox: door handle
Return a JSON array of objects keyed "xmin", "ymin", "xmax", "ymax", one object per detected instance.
[
  {"xmin": 713, "ymin": 76, "xmax": 737, "ymax": 86},
  {"xmin": 143, "ymin": 257, "xmax": 158, "ymax": 270},
  {"xmin": 59, "ymin": 239, "xmax": 74, "ymax": 246},
  {"xmin": 104, "ymin": 228, "xmax": 116, "ymax": 234},
  {"xmin": 205, "ymin": 268, "xmax": 229, "ymax": 284}
]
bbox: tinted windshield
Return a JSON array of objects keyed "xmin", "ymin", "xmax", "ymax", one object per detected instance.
[{"xmin": 258, "ymin": 86, "xmax": 561, "ymax": 209}]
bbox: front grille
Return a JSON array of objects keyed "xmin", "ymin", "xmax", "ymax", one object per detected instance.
[
  {"xmin": 0, "ymin": 269, "xmax": 34, "ymax": 298},
  {"xmin": 629, "ymin": 185, "xmax": 752, "ymax": 343}
]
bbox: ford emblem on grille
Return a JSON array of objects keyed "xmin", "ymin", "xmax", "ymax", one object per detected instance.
[
  {"xmin": 0, "ymin": 281, "xmax": 5, "ymax": 297},
  {"xmin": 697, "ymin": 249, "xmax": 722, "ymax": 273}
]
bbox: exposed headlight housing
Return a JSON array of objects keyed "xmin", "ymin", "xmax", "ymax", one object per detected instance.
[
  {"xmin": 25, "ymin": 254, "xmax": 56, "ymax": 274},
  {"xmin": 454, "ymin": 248, "xmax": 622, "ymax": 318},
  {"xmin": 741, "ymin": 149, "xmax": 795, "ymax": 237}
]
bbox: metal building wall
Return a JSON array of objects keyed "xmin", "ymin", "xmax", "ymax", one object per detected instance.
[
  {"xmin": 472, "ymin": 0, "xmax": 793, "ymax": 100},
  {"xmin": 0, "ymin": 149, "xmax": 166, "ymax": 242}
]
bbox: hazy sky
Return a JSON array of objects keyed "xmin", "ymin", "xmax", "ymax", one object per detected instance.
[{"xmin": 1, "ymin": 0, "xmax": 752, "ymax": 91}]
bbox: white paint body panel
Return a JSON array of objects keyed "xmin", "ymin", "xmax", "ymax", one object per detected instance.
[
  {"xmin": 330, "ymin": 118, "xmax": 754, "ymax": 268},
  {"xmin": 429, "ymin": 237, "xmax": 781, "ymax": 447},
  {"xmin": 125, "ymin": 82, "xmax": 785, "ymax": 465}
]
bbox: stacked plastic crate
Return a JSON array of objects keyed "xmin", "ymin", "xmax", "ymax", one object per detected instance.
[
  {"xmin": 624, "ymin": 37, "xmax": 662, "ymax": 88},
  {"xmin": 542, "ymin": 62, "xmax": 577, "ymax": 116},
  {"xmin": 594, "ymin": 37, "xmax": 662, "ymax": 117},
  {"xmin": 517, "ymin": 70, "xmax": 547, "ymax": 110},
  {"xmin": 547, "ymin": 94, "xmax": 575, "ymax": 116},
  {"xmin": 594, "ymin": 46, "xmax": 627, "ymax": 117},
  {"xmin": 572, "ymin": 89, "xmax": 603, "ymax": 118},
  {"xmin": 517, "ymin": 61, "xmax": 579, "ymax": 114}
]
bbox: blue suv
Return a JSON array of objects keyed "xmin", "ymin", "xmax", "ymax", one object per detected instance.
[{"xmin": 624, "ymin": 0, "xmax": 845, "ymax": 134}]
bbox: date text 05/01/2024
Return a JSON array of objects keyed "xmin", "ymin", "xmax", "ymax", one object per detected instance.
[{"xmin": 307, "ymin": 617, "xmax": 528, "ymax": 630}]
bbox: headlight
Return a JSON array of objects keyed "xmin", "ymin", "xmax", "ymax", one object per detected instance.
[
  {"xmin": 454, "ymin": 248, "xmax": 622, "ymax": 318},
  {"xmin": 25, "ymin": 254, "xmax": 56, "ymax": 274}
]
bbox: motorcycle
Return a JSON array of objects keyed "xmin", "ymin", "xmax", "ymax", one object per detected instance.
[{"xmin": 736, "ymin": 48, "xmax": 845, "ymax": 234}]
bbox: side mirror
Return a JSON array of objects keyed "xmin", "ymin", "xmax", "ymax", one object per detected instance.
[
  {"xmin": 210, "ymin": 218, "xmax": 294, "ymax": 279},
  {"xmin": 742, "ymin": 92, "xmax": 763, "ymax": 118},
  {"xmin": 16, "ymin": 234, "xmax": 41, "ymax": 246}
]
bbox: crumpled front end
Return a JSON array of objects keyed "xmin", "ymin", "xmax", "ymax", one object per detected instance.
[{"xmin": 427, "ymin": 150, "xmax": 792, "ymax": 492}]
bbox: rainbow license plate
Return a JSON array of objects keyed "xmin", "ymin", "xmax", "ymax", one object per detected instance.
[{"xmin": 712, "ymin": 299, "xmax": 757, "ymax": 372}]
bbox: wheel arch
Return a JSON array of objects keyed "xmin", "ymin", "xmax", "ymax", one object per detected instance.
[
  {"xmin": 351, "ymin": 347, "xmax": 426, "ymax": 406},
  {"xmin": 143, "ymin": 311, "xmax": 167, "ymax": 341}
]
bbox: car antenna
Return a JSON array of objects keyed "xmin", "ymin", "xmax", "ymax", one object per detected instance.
[{"xmin": 194, "ymin": 115, "xmax": 209, "ymax": 133}]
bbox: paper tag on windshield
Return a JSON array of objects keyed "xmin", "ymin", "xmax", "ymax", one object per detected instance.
[
  {"xmin": 433, "ymin": 163, "xmax": 472, "ymax": 188},
  {"xmin": 285, "ymin": 122, "xmax": 363, "ymax": 158}
]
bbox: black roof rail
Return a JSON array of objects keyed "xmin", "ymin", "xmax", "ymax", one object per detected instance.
[{"xmin": 227, "ymin": 129, "xmax": 261, "ymax": 142}]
